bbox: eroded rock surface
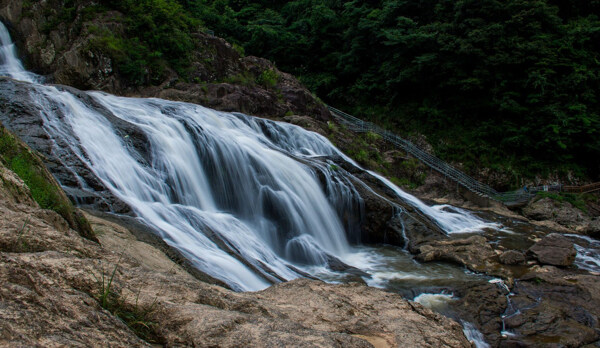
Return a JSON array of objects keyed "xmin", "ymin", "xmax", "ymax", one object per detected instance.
[
  {"xmin": 528, "ymin": 233, "xmax": 576, "ymax": 267},
  {"xmin": 523, "ymin": 197, "xmax": 590, "ymax": 232},
  {"xmin": 499, "ymin": 250, "xmax": 526, "ymax": 265},
  {"xmin": 505, "ymin": 266, "xmax": 600, "ymax": 347},
  {"xmin": 415, "ymin": 235, "xmax": 497, "ymax": 272}
]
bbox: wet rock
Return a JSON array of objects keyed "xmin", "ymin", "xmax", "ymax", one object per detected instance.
[
  {"xmin": 451, "ymin": 281, "xmax": 508, "ymax": 347},
  {"xmin": 505, "ymin": 266, "xmax": 600, "ymax": 347},
  {"xmin": 341, "ymin": 168, "xmax": 445, "ymax": 249},
  {"xmin": 415, "ymin": 235, "xmax": 497, "ymax": 272},
  {"xmin": 0, "ymin": 78, "xmax": 133, "ymax": 214},
  {"xmin": 326, "ymin": 255, "xmax": 370, "ymax": 278},
  {"xmin": 528, "ymin": 233, "xmax": 576, "ymax": 267},
  {"xmin": 499, "ymin": 250, "xmax": 526, "ymax": 265}
]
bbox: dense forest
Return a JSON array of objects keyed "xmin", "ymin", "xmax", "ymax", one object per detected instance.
[{"xmin": 87, "ymin": 0, "xmax": 600, "ymax": 181}]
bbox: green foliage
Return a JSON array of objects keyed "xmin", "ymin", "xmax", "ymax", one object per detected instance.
[
  {"xmin": 327, "ymin": 121, "xmax": 338, "ymax": 132},
  {"xmin": 365, "ymin": 131, "xmax": 381, "ymax": 142},
  {"xmin": 87, "ymin": 0, "xmax": 201, "ymax": 85},
  {"xmin": 41, "ymin": 0, "xmax": 77, "ymax": 34},
  {"xmin": 223, "ymin": 71, "xmax": 255, "ymax": 86},
  {"xmin": 92, "ymin": 257, "xmax": 161, "ymax": 343},
  {"xmin": 256, "ymin": 68, "xmax": 279, "ymax": 88},
  {"xmin": 535, "ymin": 191, "xmax": 590, "ymax": 212},
  {"xmin": 351, "ymin": 149, "xmax": 369, "ymax": 164},
  {"xmin": 29, "ymin": 0, "xmax": 600, "ymax": 179},
  {"xmin": 190, "ymin": 0, "xmax": 600, "ymax": 180},
  {"xmin": 232, "ymin": 43, "xmax": 245, "ymax": 56}
]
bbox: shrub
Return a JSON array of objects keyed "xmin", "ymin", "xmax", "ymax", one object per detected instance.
[{"xmin": 256, "ymin": 68, "xmax": 279, "ymax": 88}]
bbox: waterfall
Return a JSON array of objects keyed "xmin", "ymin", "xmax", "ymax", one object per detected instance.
[
  {"xmin": 0, "ymin": 21, "xmax": 496, "ymax": 291},
  {"xmin": 0, "ymin": 22, "xmax": 39, "ymax": 84}
]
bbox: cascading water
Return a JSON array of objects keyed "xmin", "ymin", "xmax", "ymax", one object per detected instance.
[
  {"xmin": 0, "ymin": 22, "xmax": 39, "ymax": 84},
  {"xmin": 0, "ymin": 21, "xmax": 497, "ymax": 291}
]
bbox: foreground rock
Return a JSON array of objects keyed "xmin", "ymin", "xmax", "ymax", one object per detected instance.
[
  {"xmin": 0, "ymin": 162, "xmax": 472, "ymax": 347},
  {"xmin": 528, "ymin": 233, "xmax": 576, "ymax": 267}
]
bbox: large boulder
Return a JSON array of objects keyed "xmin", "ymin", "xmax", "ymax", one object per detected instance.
[
  {"xmin": 415, "ymin": 235, "xmax": 497, "ymax": 272},
  {"xmin": 499, "ymin": 250, "xmax": 526, "ymax": 265},
  {"xmin": 451, "ymin": 281, "xmax": 509, "ymax": 347},
  {"xmin": 528, "ymin": 233, "xmax": 576, "ymax": 267}
]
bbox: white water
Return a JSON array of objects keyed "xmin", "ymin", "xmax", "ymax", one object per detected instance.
[
  {"xmin": 0, "ymin": 21, "xmax": 498, "ymax": 291},
  {"xmin": 565, "ymin": 234, "xmax": 600, "ymax": 273},
  {"xmin": 462, "ymin": 321, "xmax": 491, "ymax": 348},
  {"xmin": 0, "ymin": 22, "xmax": 39, "ymax": 83},
  {"xmin": 368, "ymin": 171, "xmax": 500, "ymax": 233},
  {"xmin": 413, "ymin": 292, "xmax": 456, "ymax": 312}
]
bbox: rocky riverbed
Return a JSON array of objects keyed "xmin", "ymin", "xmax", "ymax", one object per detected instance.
[{"xmin": 406, "ymin": 204, "xmax": 600, "ymax": 347}]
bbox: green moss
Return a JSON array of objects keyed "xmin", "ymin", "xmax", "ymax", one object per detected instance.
[
  {"xmin": 0, "ymin": 129, "xmax": 65, "ymax": 212},
  {"xmin": 223, "ymin": 72, "xmax": 255, "ymax": 86},
  {"xmin": 365, "ymin": 131, "xmax": 381, "ymax": 142},
  {"xmin": 535, "ymin": 191, "xmax": 590, "ymax": 213},
  {"xmin": 0, "ymin": 126, "xmax": 95, "ymax": 240}
]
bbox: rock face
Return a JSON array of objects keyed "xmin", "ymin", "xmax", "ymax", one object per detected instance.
[
  {"xmin": 506, "ymin": 266, "xmax": 600, "ymax": 347},
  {"xmin": 499, "ymin": 250, "xmax": 526, "ymax": 265},
  {"xmin": 0, "ymin": 159, "xmax": 473, "ymax": 347},
  {"xmin": 0, "ymin": 0, "xmax": 328, "ymax": 120},
  {"xmin": 523, "ymin": 197, "xmax": 590, "ymax": 231},
  {"xmin": 451, "ymin": 281, "xmax": 509, "ymax": 347},
  {"xmin": 415, "ymin": 235, "xmax": 498, "ymax": 272},
  {"xmin": 0, "ymin": 122, "xmax": 95, "ymax": 240},
  {"xmin": 586, "ymin": 217, "xmax": 600, "ymax": 239},
  {"xmin": 528, "ymin": 233, "xmax": 577, "ymax": 267}
]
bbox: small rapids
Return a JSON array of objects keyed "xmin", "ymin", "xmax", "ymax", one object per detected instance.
[{"xmin": 1, "ymin": 21, "xmax": 497, "ymax": 291}]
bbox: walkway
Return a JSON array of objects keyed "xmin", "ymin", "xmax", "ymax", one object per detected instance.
[{"xmin": 327, "ymin": 106, "xmax": 599, "ymax": 206}]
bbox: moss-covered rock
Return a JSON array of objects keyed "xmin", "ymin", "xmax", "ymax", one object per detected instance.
[{"xmin": 0, "ymin": 123, "xmax": 95, "ymax": 241}]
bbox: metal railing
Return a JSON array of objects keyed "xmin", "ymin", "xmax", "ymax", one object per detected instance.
[
  {"xmin": 563, "ymin": 182, "xmax": 600, "ymax": 194},
  {"xmin": 327, "ymin": 105, "xmax": 535, "ymax": 205}
]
